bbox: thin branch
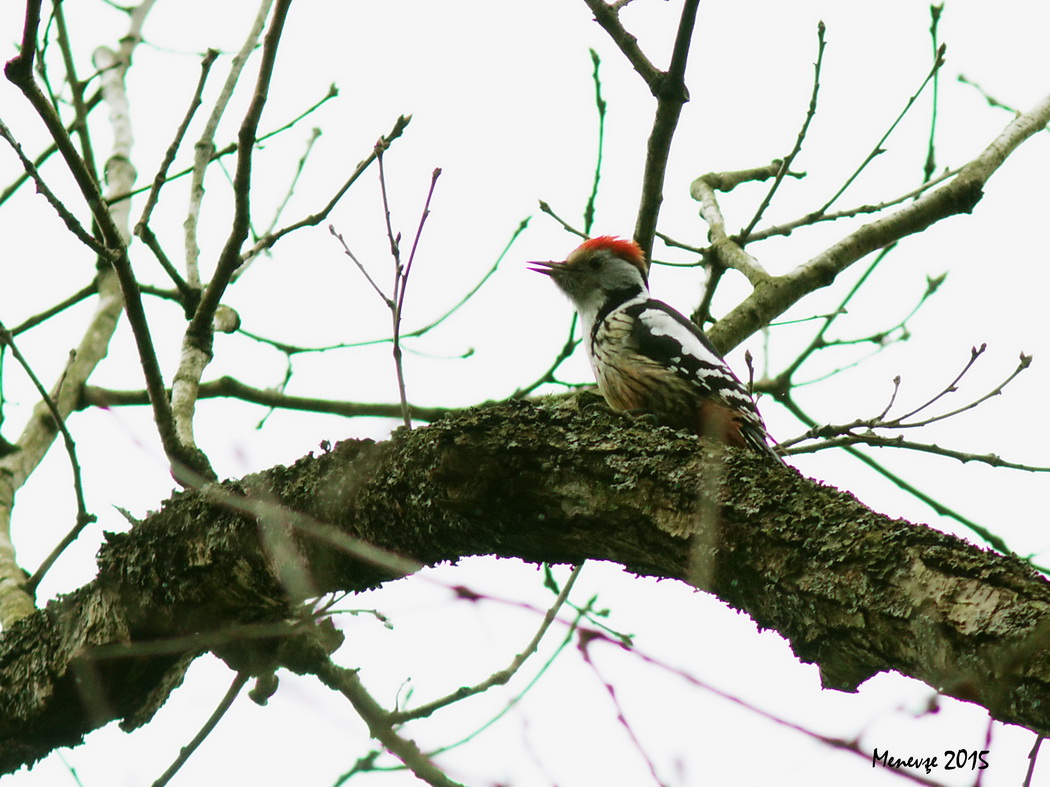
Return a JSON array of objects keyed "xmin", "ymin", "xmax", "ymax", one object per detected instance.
[
  {"xmin": 240, "ymin": 114, "xmax": 411, "ymax": 261},
  {"xmin": 817, "ymin": 43, "xmax": 947, "ymax": 215},
  {"xmin": 168, "ymin": 1, "xmax": 292, "ymax": 483},
  {"xmin": 400, "ymin": 216, "xmax": 527, "ymax": 341},
  {"xmin": 510, "ymin": 314, "xmax": 582, "ymax": 398},
  {"xmin": 0, "ymin": 119, "xmax": 112, "ymax": 258},
  {"xmin": 151, "ymin": 673, "xmax": 249, "ymax": 787},
  {"xmin": 708, "ymin": 90, "xmax": 1050, "ymax": 353},
  {"xmin": 640, "ymin": 0, "xmax": 698, "ymax": 258},
  {"xmin": 0, "ymin": 323, "xmax": 96, "ymax": 596},
  {"xmin": 583, "ymin": 48, "xmax": 606, "ymax": 235},
  {"xmin": 692, "ymin": 260, "xmax": 725, "ymax": 328},
  {"xmin": 104, "ymin": 83, "xmax": 341, "ymax": 207},
  {"xmin": 776, "ymin": 396, "xmax": 1020, "ymax": 558},
  {"xmin": 232, "ymin": 125, "xmax": 323, "ymax": 282},
  {"xmin": 1025, "ymin": 736, "xmax": 1045, "ymax": 787},
  {"xmin": 80, "ymin": 377, "xmax": 455, "ymax": 423},
  {"xmin": 391, "ymin": 167, "xmax": 442, "ymax": 429},
  {"xmin": 609, "ymin": 633, "xmax": 955, "ymax": 787},
  {"xmin": 329, "ymin": 227, "xmax": 390, "ymax": 303},
  {"xmin": 0, "ymin": 89, "xmax": 102, "ymax": 207},
  {"xmin": 901, "ymin": 348, "xmax": 1033, "ymax": 427},
  {"xmin": 923, "ymin": 6, "xmax": 943, "ymax": 184},
  {"xmin": 581, "ymin": 0, "xmax": 662, "ymax": 90},
  {"xmin": 738, "ymin": 21, "xmax": 826, "ymax": 243},
  {"xmin": 577, "ymin": 632, "xmax": 667, "ymax": 786},
  {"xmin": 135, "ymin": 46, "xmax": 219, "ymax": 262},
  {"xmin": 390, "ymin": 565, "xmax": 583, "ymax": 723},
  {"xmin": 770, "ymin": 245, "xmax": 897, "ymax": 384},
  {"xmin": 957, "ymin": 74, "xmax": 1024, "ymax": 116},
  {"xmin": 137, "ymin": 227, "xmax": 197, "ymax": 311},
  {"xmin": 92, "ymin": 38, "xmax": 198, "ymax": 482},
  {"xmin": 537, "ymin": 200, "xmax": 587, "ymax": 238},
  {"xmin": 745, "ymin": 167, "xmax": 960, "ymax": 243},
  {"xmin": 183, "ymin": 0, "xmax": 275, "ymax": 289},
  {"xmin": 7, "ymin": 281, "xmax": 99, "ymax": 336},
  {"xmin": 3, "ymin": 0, "xmax": 44, "ymax": 94},
  {"xmin": 895, "ymin": 343, "xmax": 987, "ymax": 422},
  {"xmin": 582, "ymin": 0, "xmax": 700, "ymax": 258},
  {"xmin": 788, "ymin": 434, "xmax": 1050, "ymax": 473},
  {"xmin": 248, "ymin": 213, "xmax": 519, "ymax": 354},
  {"xmin": 780, "ymin": 348, "xmax": 1038, "ymax": 471},
  {"xmin": 53, "ymin": 0, "xmax": 99, "ymax": 183},
  {"xmin": 374, "ymin": 143, "xmax": 408, "ymax": 425},
  {"xmin": 312, "ymin": 660, "xmax": 466, "ymax": 787},
  {"xmin": 424, "ymin": 600, "xmax": 590, "ymax": 760},
  {"xmin": 190, "ymin": 0, "xmax": 290, "ymax": 335}
]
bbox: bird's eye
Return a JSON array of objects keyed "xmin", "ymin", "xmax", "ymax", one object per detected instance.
[{"xmin": 587, "ymin": 258, "xmax": 602, "ymax": 270}]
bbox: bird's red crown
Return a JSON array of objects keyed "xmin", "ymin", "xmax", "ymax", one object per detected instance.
[{"xmin": 575, "ymin": 236, "xmax": 647, "ymax": 275}]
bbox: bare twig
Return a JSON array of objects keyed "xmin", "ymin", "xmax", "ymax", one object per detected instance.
[
  {"xmin": 923, "ymin": 5, "xmax": 943, "ymax": 184},
  {"xmin": 583, "ymin": 48, "xmax": 606, "ymax": 235},
  {"xmin": 189, "ymin": 0, "xmax": 291, "ymax": 335},
  {"xmin": 780, "ymin": 348, "xmax": 1038, "ymax": 469},
  {"xmin": 957, "ymin": 74, "xmax": 1023, "ymax": 116},
  {"xmin": 577, "ymin": 631, "xmax": 668, "ymax": 786},
  {"xmin": 510, "ymin": 314, "xmax": 582, "ymax": 399},
  {"xmin": 168, "ymin": 1, "xmax": 292, "ymax": 483},
  {"xmin": 0, "ymin": 89, "xmax": 102, "ymax": 207},
  {"xmin": 151, "ymin": 673, "xmax": 249, "ymax": 787},
  {"xmin": 788, "ymin": 434, "xmax": 1050, "ymax": 473},
  {"xmin": 776, "ymin": 396, "xmax": 1026, "ymax": 559},
  {"xmin": 135, "ymin": 48, "xmax": 218, "ymax": 303},
  {"xmin": 607, "ymin": 633, "xmax": 955, "ymax": 787},
  {"xmin": 0, "ymin": 323, "xmax": 96, "ymax": 595},
  {"xmin": 184, "ymin": 0, "xmax": 275, "ymax": 289},
  {"xmin": 52, "ymin": 0, "xmax": 100, "ymax": 183},
  {"xmin": 81, "ymin": 377, "xmax": 455, "ymax": 422},
  {"xmin": 7, "ymin": 281, "xmax": 99, "ymax": 336},
  {"xmin": 709, "ymin": 91, "xmax": 1050, "ymax": 353},
  {"xmin": 391, "ymin": 167, "xmax": 442, "ymax": 429},
  {"xmin": 312, "ymin": 660, "xmax": 466, "ymax": 787},
  {"xmin": 329, "ymin": 227, "xmax": 390, "ymax": 303},
  {"xmin": 92, "ymin": 36, "xmax": 202, "ymax": 482},
  {"xmin": 745, "ymin": 167, "xmax": 959, "ymax": 243},
  {"xmin": 765, "ymin": 245, "xmax": 898, "ymax": 387},
  {"xmin": 265, "ymin": 127, "xmax": 321, "ymax": 236},
  {"xmin": 581, "ymin": 0, "xmax": 662, "ymax": 90},
  {"xmin": 0, "ymin": 119, "xmax": 112, "ymax": 257},
  {"xmin": 738, "ymin": 21, "xmax": 826, "ymax": 243},
  {"xmin": 105, "ymin": 84, "xmax": 341, "ymax": 207},
  {"xmin": 240, "ymin": 114, "xmax": 411, "ymax": 261},
  {"xmin": 582, "ymin": 0, "xmax": 700, "ymax": 259},
  {"xmin": 1025, "ymin": 736, "xmax": 1045, "ymax": 787},
  {"xmin": 537, "ymin": 200, "xmax": 587, "ymax": 238},
  {"xmin": 391, "ymin": 565, "xmax": 583, "ymax": 723},
  {"xmin": 818, "ymin": 44, "xmax": 947, "ymax": 215}
]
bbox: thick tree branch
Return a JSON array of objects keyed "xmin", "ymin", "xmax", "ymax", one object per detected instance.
[{"xmin": 2, "ymin": 401, "xmax": 1050, "ymax": 773}]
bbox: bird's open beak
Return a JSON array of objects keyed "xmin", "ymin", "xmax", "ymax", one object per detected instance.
[{"xmin": 527, "ymin": 260, "xmax": 562, "ymax": 276}]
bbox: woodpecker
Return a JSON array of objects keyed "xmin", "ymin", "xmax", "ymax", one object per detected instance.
[{"xmin": 530, "ymin": 235, "xmax": 782, "ymax": 463}]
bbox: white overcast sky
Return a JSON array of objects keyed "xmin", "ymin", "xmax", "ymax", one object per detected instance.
[{"xmin": 2, "ymin": 1, "xmax": 1050, "ymax": 785}]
